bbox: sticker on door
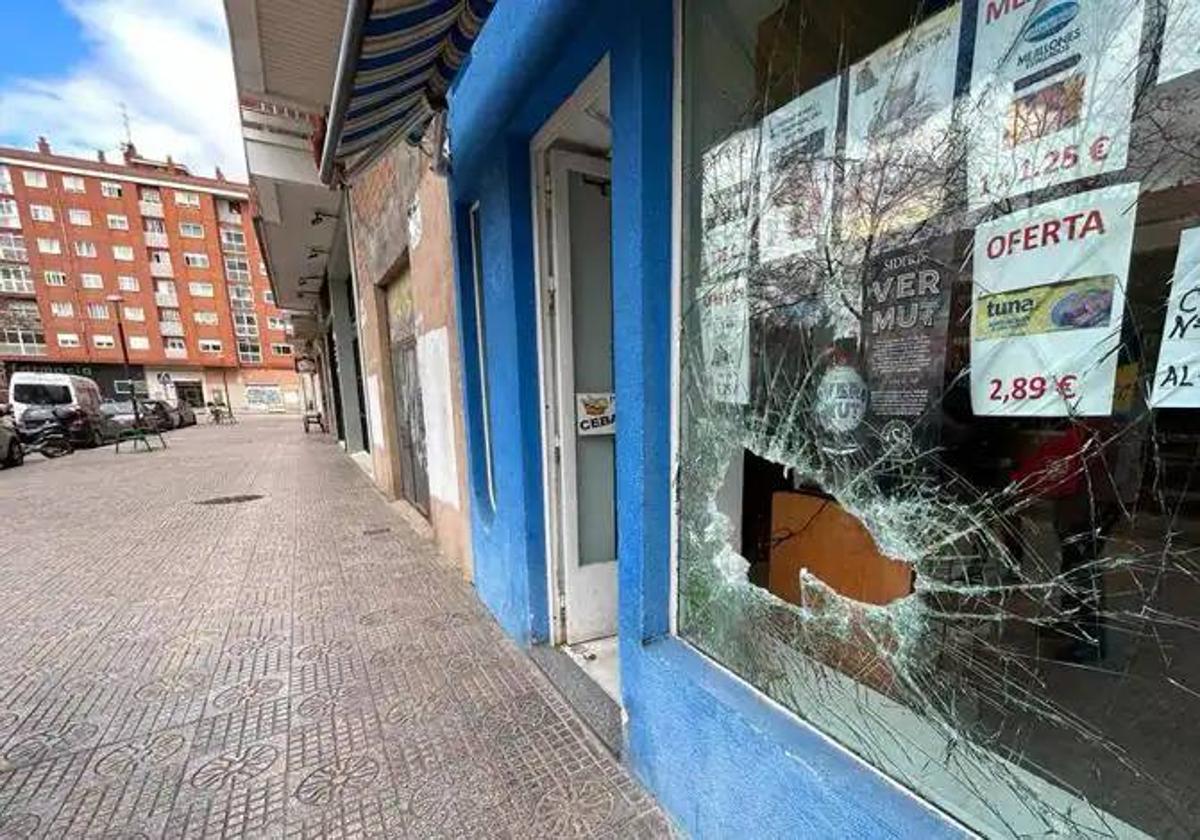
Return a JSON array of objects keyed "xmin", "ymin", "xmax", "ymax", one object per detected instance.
[{"xmin": 575, "ymin": 392, "xmax": 615, "ymax": 435}]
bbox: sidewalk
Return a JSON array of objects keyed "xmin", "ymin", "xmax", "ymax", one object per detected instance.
[{"xmin": 0, "ymin": 418, "xmax": 670, "ymax": 838}]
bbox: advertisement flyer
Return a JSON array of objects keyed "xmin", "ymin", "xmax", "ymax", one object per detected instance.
[
  {"xmin": 758, "ymin": 77, "xmax": 840, "ymax": 264},
  {"xmin": 1150, "ymin": 226, "xmax": 1200, "ymax": 407},
  {"xmin": 700, "ymin": 130, "xmax": 755, "ymax": 403},
  {"xmin": 1159, "ymin": 0, "xmax": 1200, "ymax": 84},
  {"xmin": 862, "ymin": 237, "xmax": 955, "ymax": 447},
  {"xmin": 968, "ymin": 0, "xmax": 1143, "ymax": 208},
  {"xmin": 843, "ymin": 5, "xmax": 960, "ymax": 240},
  {"xmin": 970, "ymin": 182, "xmax": 1138, "ymax": 416}
]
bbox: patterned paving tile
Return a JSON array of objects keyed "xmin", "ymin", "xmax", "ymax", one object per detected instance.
[{"xmin": 0, "ymin": 418, "xmax": 671, "ymax": 838}]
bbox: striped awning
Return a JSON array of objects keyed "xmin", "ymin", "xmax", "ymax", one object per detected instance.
[{"xmin": 321, "ymin": 0, "xmax": 494, "ymax": 181}]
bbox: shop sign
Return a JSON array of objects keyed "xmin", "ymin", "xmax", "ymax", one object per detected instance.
[
  {"xmin": 970, "ymin": 182, "xmax": 1138, "ymax": 416},
  {"xmin": 758, "ymin": 76, "xmax": 839, "ymax": 263},
  {"xmin": 968, "ymin": 0, "xmax": 1143, "ymax": 207},
  {"xmin": 1150, "ymin": 226, "xmax": 1200, "ymax": 407},
  {"xmin": 843, "ymin": 4, "xmax": 960, "ymax": 238},
  {"xmin": 1158, "ymin": 0, "xmax": 1200, "ymax": 84},
  {"xmin": 575, "ymin": 392, "xmax": 615, "ymax": 436},
  {"xmin": 862, "ymin": 236, "xmax": 954, "ymax": 446}
]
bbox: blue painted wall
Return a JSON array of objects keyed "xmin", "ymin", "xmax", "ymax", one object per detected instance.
[{"xmin": 448, "ymin": 1, "xmax": 966, "ymax": 836}]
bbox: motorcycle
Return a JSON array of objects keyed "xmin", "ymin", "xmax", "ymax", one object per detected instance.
[{"xmin": 16, "ymin": 406, "xmax": 76, "ymax": 459}]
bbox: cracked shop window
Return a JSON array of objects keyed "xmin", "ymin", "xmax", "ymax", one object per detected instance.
[{"xmin": 678, "ymin": 0, "xmax": 1200, "ymax": 836}]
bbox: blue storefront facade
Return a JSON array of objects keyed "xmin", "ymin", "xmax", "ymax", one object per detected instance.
[{"xmin": 444, "ymin": 0, "xmax": 1200, "ymax": 837}]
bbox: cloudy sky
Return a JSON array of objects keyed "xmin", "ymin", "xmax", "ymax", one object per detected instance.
[{"xmin": 0, "ymin": 0, "xmax": 245, "ymax": 179}]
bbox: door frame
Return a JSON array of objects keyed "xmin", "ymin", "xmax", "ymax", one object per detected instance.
[{"xmin": 530, "ymin": 58, "xmax": 611, "ymax": 646}]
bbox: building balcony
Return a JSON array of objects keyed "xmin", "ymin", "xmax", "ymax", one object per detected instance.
[
  {"xmin": 143, "ymin": 231, "xmax": 169, "ymax": 248},
  {"xmin": 221, "ymin": 242, "xmax": 247, "ymax": 255},
  {"xmin": 149, "ymin": 262, "xmax": 174, "ymax": 278},
  {"xmin": 219, "ymin": 211, "xmax": 243, "ymax": 225},
  {"xmin": 164, "ymin": 346, "xmax": 188, "ymax": 359},
  {"xmin": 154, "ymin": 292, "xmax": 179, "ymax": 308},
  {"xmin": 139, "ymin": 201, "xmax": 164, "ymax": 218},
  {"xmin": 234, "ymin": 327, "xmax": 260, "ymax": 339},
  {"xmin": 0, "ymin": 342, "xmax": 46, "ymax": 356},
  {"xmin": 159, "ymin": 321, "xmax": 185, "ymax": 337}
]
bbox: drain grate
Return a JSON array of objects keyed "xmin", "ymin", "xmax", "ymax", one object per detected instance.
[
  {"xmin": 194, "ymin": 494, "xmax": 264, "ymax": 506},
  {"xmin": 362, "ymin": 526, "xmax": 392, "ymax": 536}
]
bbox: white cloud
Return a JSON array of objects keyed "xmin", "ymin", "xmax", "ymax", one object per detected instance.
[{"xmin": 0, "ymin": 0, "xmax": 245, "ymax": 179}]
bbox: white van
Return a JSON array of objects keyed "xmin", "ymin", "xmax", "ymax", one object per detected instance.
[{"xmin": 8, "ymin": 372, "xmax": 103, "ymax": 424}]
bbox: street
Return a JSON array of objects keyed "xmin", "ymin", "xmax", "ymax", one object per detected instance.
[{"xmin": 0, "ymin": 418, "xmax": 668, "ymax": 839}]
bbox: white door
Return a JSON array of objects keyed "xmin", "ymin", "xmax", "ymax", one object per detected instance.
[{"xmin": 546, "ymin": 150, "xmax": 616, "ymax": 644}]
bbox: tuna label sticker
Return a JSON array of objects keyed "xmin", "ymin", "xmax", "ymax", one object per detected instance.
[
  {"xmin": 971, "ymin": 182, "xmax": 1138, "ymax": 416},
  {"xmin": 1151, "ymin": 227, "xmax": 1200, "ymax": 408},
  {"xmin": 968, "ymin": 0, "xmax": 1143, "ymax": 207},
  {"xmin": 576, "ymin": 393, "xmax": 615, "ymax": 436}
]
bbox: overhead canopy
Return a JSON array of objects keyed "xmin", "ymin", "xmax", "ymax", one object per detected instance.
[{"xmin": 320, "ymin": 0, "xmax": 494, "ymax": 183}]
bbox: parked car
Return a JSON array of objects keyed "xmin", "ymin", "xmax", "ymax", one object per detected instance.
[
  {"xmin": 8, "ymin": 372, "xmax": 111, "ymax": 447},
  {"xmin": 176, "ymin": 400, "xmax": 197, "ymax": 427},
  {"xmin": 136, "ymin": 399, "xmax": 175, "ymax": 431},
  {"xmin": 99, "ymin": 400, "xmax": 140, "ymax": 433},
  {"xmin": 0, "ymin": 405, "xmax": 22, "ymax": 468}
]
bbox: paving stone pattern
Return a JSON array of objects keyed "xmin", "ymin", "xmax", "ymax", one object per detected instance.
[{"xmin": 0, "ymin": 419, "xmax": 670, "ymax": 839}]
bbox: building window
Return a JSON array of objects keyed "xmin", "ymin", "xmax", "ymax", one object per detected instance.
[
  {"xmin": 0, "ymin": 199, "xmax": 20, "ymax": 228},
  {"xmin": 174, "ymin": 190, "xmax": 200, "ymax": 207},
  {"xmin": 74, "ymin": 240, "xmax": 97, "ymax": 258},
  {"xmin": 0, "ymin": 166, "xmax": 11, "ymax": 194},
  {"xmin": 164, "ymin": 336, "xmax": 186, "ymax": 352},
  {"xmin": 56, "ymin": 332, "xmax": 80, "ymax": 348},
  {"xmin": 122, "ymin": 306, "xmax": 144, "ymax": 322},
  {"xmin": 0, "ymin": 233, "xmax": 27, "ymax": 261},
  {"xmin": 673, "ymin": 2, "xmax": 1200, "ymax": 837},
  {"xmin": 198, "ymin": 339, "xmax": 222, "ymax": 353},
  {"xmin": 44, "ymin": 271, "xmax": 66, "ymax": 287},
  {"xmin": 220, "ymin": 228, "xmax": 246, "ymax": 252},
  {"xmin": 267, "ymin": 316, "xmax": 287, "ymax": 331},
  {"xmin": 233, "ymin": 311, "xmax": 258, "ymax": 337},
  {"xmin": 139, "ymin": 187, "xmax": 161, "ymax": 203},
  {"xmin": 118, "ymin": 275, "xmax": 138, "ymax": 292},
  {"xmin": 67, "ymin": 209, "xmax": 91, "ymax": 226},
  {"xmin": 112, "ymin": 245, "xmax": 134, "ymax": 261},
  {"xmin": 223, "ymin": 256, "xmax": 250, "ymax": 281},
  {"xmin": 183, "ymin": 252, "xmax": 209, "ymax": 268},
  {"xmin": 466, "ymin": 202, "xmax": 495, "ymax": 505},
  {"xmin": 187, "ymin": 281, "xmax": 214, "ymax": 298},
  {"xmin": 80, "ymin": 273, "xmax": 103, "ymax": 289},
  {"xmin": 23, "ymin": 170, "xmax": 47, "ymax": 188},
  {"xmin": 29, "ymin": 204, "xmax": 54, "ymax": 222},
  {"xmin": 0, "ymin": 326, "xmax": 46, "ymax": 354},
  {"xmin": 100, "ymin": 181, "xmax": 122, "ymax": 198},
  {"xmin": 92, "ymin": 334, "xmax": 115, "ymax": 349},
  {"xmin": 271, "ymin": 343, "xmax": 293, "ymax": 356},
  {"xmin": 61, "ymin": 175, "xmax": 85, "ymax": 193},
  {"xmin": 262, "ymin": 290, "xmax": 275, "ymax": 305},
  {"xmin": 143, "ymin": 217, "xmax": 166, "ymax": 234},
  {"xmin": 86, "ymin": 302, "xmax": 109, "ymax": 320},
  {"xmin": 0, "ymin": 266, "xmax": 33, "ymax": 294},
  {"xmin": 179, "ymin": 222, "xmax": 204, "ymax": 238},
  {"xmin": 236, "ymin": 340, "xmax": 262, "ymax": 363},
  {"xmin": 127, "ymin": 335, "xmax": 150, "ymax": 350},
  {"xmin": 106, "ymin": 214, "xmax": 129, "ymax": 230},
  {"xmin": 37, "ymin": 238, "xmax": 60, "ymax": 254},
  {"xmin": 193, "ymin": 310, "xmax": 218, "ymax": 326}
]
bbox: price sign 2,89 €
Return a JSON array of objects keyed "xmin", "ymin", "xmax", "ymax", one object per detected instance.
[{"xmin": 970, "ymin": 182, "xmax": 1138, "ymax": 417}]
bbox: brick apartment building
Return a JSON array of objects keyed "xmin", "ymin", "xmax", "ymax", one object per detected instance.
[{"xmin": 0, "ymin": 138, "xmax": 302, "ymax": 412}]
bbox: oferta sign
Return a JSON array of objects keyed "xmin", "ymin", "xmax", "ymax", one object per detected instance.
[
  {"xmin": 970, "ymin": 183, "xmax": 1138, "ymax": 416},
  {"xmin": 967, "ymin": 0, "xmax": 1143, "ymax": 207}
]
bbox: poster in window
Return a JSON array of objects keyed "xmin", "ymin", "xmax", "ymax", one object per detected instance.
[
  {"xmin": 1150, "ymin": 226, "xmax": 1200, "ymax": 407},
  {"xmin": 699, "ymin": 129, "xmax": 756, "ymax": 403},
  {"xmin": 1158, "ymin": 0, "xmax": 1200, "ymax": 84},
  {"xmin": 967, "ymin": 0, "xmax": 1143, "ymax": 208},
  {"xmin": 842, "ymin": 5, "xmax": 961, "ymax": 240},
  {"xmin": 970, "ymin": 182, "xmax": 1137, "ymax": 417},
  {"xmin": 862, "ymin": 236, "xmax": 955, "ymax": 448},
  {"xmin": 758, "ymin": 77, "xmax": 840, "ymax": 264}
]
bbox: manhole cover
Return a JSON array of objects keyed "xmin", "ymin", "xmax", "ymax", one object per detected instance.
[{"xmin": 194, "ymin": 494, "xmax": 264, "ymax": 506}]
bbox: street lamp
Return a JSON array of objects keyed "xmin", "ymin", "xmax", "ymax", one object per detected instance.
[{"xmin": 105, "ymin": 294, "xmax": 142, "ymax": 428}]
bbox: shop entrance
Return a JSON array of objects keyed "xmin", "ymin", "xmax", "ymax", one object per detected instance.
[
  {"xmin": 533, "ymin": 61, "xmax": 618, "ymax": 701},
  {"xmin": 174, "ymin": 381, "xmax": 205, "ymax": 409}
]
